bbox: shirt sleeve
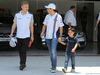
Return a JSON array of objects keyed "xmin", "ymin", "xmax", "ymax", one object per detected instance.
[
  {"xmin": 59, "ymin": 15, "xmax": 64, "ymax": 27},
  {"xmin": 43, "ymin": 15, "xmax": 48, "ymax": 25},
  {"xmin": 13, "ymin": 14, "xmax": 17, "ymax": 23},
  {"xmin": 30, "ymin": 15, "xmax": 34, "ymax": 22},
  {"xmin": 75, "ymin": 38, "xmax": 78, "ymax": 44},
  {"xmin": 98, "ymin": 13, "xmax": 100, "ymax": 20}
]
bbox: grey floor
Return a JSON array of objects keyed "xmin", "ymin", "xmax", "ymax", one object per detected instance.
[
  {"xmin": 0, "ymin": 56, "xmax": 100, "ymax": 75},
  {"xmin": 0, "ymin": 42, "xmax": 100, "ymax": 75}
]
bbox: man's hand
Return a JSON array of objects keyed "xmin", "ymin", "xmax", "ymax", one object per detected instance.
[
  {"xmin": 30, "ymin": 36, "xmax": 34, "ymax": 42},
  {"xmin": 9, "ymin": 22, "xmax": 16, "ymax": 38},
  {"xmin": 71, "ymin": 48, "xmax": 75, "ymax": 53},
  {"xmin": 9, "ymin": 34, "xmax": 13, "ymax": 38},
  {"xmin": 94, "ymin": 27, "xmax": 97, "ymax": 32},
  {"xmin": 40, "ymin": 32, "xmax": 45, "ymax": 38}
]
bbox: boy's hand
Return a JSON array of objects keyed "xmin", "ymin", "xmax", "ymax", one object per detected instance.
[
  {"xmin": 71, "ymin": 48, "xmax": 75, "ymax": 53},
  {"xmin": 58, "ymin": 37, "xmax": 62, "ymax": 42}
]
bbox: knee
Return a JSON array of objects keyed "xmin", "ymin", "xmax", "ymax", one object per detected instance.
[{"xmin": 51, "ymin": 50, "xmax": 56, "ymax": 56}]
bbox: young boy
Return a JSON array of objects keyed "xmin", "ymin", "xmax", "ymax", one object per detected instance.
[{"xmin": 58, "ymin": 28, "xmax": 78, "ymax": 73}]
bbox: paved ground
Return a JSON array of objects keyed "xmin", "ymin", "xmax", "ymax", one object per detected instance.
[
  {"xmin": 0, "ymin": 56, "xmax": 100, "ymax": 75},
  {"xmin": 0, "ymin": 42, "xmax": 100, "ymax": 75}
]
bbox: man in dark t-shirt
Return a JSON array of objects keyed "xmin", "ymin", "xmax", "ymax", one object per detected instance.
[{"xmin": 80, "ymin": 6, "xmax": 88, "ymax": 40}]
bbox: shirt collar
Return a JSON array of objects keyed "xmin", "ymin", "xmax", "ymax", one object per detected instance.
[
  {"xmin": 20, "ymin": 11, "xmax": 29, "ymax": 15},
  {"xmin": 69, "ymin": 10, "xmax": 74, "ymax": 14},
  {"xmin": 49, "ymin": 12, "xmax": 57, "ymax": 17}
]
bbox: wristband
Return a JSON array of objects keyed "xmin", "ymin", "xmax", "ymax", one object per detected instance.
[
  {"xmin": 59, "ymin": 36, "xmax": 62, "ymax": 38},
  {"xmin": 31, "ymin": 35, "xmax": 34, "ymax": 37}
]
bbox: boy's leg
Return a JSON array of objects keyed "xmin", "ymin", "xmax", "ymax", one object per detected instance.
[
  {"xmin": 62, "ymin": 52, "xmax": 70, "ymax": 73},
  {"xmin": 71, "ymin": 52, "xmax": 76, "ymax": 69},
  {"xmin": 64, "ymin": 52, "xmax": 70, "ymax": 69}
]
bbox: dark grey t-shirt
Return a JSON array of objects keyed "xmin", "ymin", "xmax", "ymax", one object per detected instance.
[{"xmin": 64, "ymin": 37, "xmax": 78, "ymax": 52}]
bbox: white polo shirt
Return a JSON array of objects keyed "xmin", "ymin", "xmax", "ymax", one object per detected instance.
[
  {"xmin": 43, "ymin": 13, "xmax": 64, "ymax": 39},
  {"xmin": 13, "ymin": 11, "xmax": 34, "ymax": 39},
  {"xmin": 64, "ymin": 10, "xmax": 76, "ymax": 26}
]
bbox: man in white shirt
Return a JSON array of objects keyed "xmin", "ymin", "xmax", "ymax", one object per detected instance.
[
  {"xmin": 41, "ymin": 3, "xmax": 64, "ymax": 73},
  {"xmin": 94, "ymin": 13, "xmax": 100, "ymax": 54},
  {"xmin": 9, "ymin": 1, "xmax": 34, "ymax": 70},
  {"xmin": 64, "ymin": 6, "xmax": 76, "ymax": 37}
]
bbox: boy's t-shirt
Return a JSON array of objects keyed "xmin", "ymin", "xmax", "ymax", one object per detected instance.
[{"xmin": 64, "ymin": 37, "xmax": 78, "ymax": 52}]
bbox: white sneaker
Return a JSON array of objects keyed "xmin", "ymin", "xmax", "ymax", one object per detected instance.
[
  {"xmin": 50, "ymin": 69, "xmax": 56, "ymax": 73},
  {"xmin": 62, "ymin": 68, "xmax": 67, "ymax": 73},
  {"xmin": 71, "ymin": 69, "xmax": 75, "ymax": 72}
]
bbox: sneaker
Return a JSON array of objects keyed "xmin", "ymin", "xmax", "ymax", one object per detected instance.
[
  {"xmin": 71, "ymin": 69, "xmax": 75, "ymax": 72},
  {"xmin": 19, "ymin": 64, "xmax": 26, "ymax": 70},
  {"xmin": 50, "ymin": 69, "xmax": 56, "ymax": 73},
  {"xmin": 62, "ymin": 68, "xmax": 67, "ymax": 73}
]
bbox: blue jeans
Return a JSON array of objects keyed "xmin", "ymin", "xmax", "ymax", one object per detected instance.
[
  {"xmin": 64, "ymin": 51, "xmax": 76, "ymax": 69},
  {"xmin": 46, "ymin": 38, "xmax": 58, "ymax": 70}
]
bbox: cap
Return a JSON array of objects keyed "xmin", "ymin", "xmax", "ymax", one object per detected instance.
[
  {"xmin": 9, "ymin": 37, "xmax": 17, "ymax": 47},
  {"xmin": 45, "ymin": 3, "xmax": 56, "ymax": 10}
]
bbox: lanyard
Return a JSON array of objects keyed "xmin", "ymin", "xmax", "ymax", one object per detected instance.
[{"xmin": 52, "ymin": 14, "xmax": 58, "ymax": 38}]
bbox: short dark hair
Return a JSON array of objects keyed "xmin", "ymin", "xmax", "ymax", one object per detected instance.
[
  {"xmin": 68, "ymin": 27, "xmax": 75, "ymax": 32},
  {"xmin": 21, "ymin": 1, "xmax": 29, "ymax": 5},
  {"xmin": 70, "ymin": 6, "xmax": 75, "ymax": 9}
]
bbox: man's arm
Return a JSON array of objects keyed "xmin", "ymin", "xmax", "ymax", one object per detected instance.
[
  {"xmin": 58, "ymin": 27, "xmax": 63, "ymax": 42},
  {"xmin": 60, "ymin": 27, "xmax": 63, "ymax": 37},
  {"xmin": 40, "ymin": 25, "xmax": 47, "ymax": 38},
  {"xmin": 94, "ymin": 20, "xmax": 99, "ymax": 32},
  {"xmin": 9, "ymin": 22, "xmax": 16, "ymax": 38},
  {"xmin": 30, "ymin": 22, "xmax": 34, "ymax": 42},
  {"xmin": 68, "ymin": 22, "xmax": 71, "ymax": 28}
]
